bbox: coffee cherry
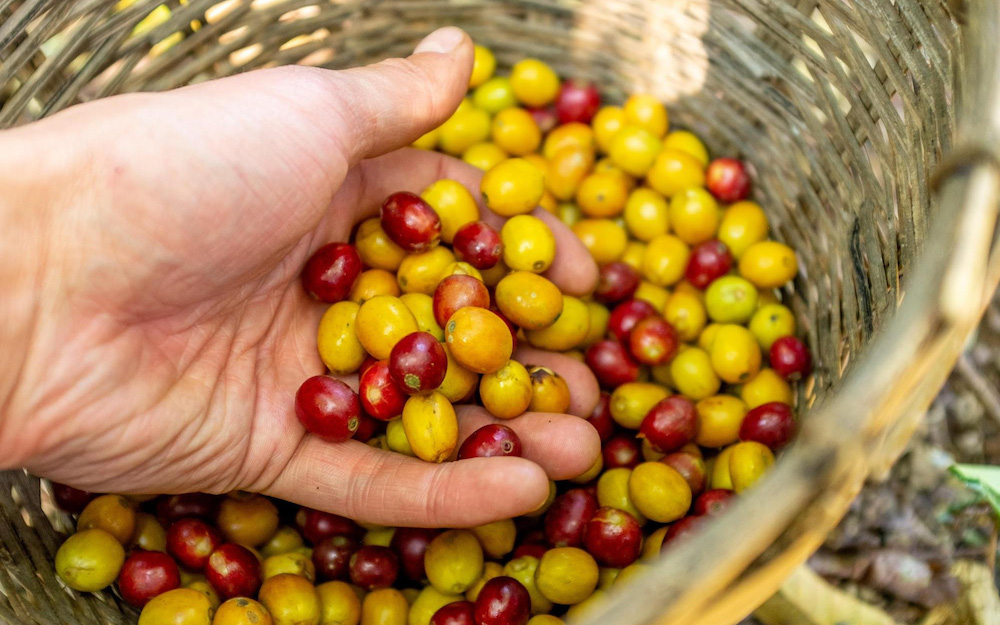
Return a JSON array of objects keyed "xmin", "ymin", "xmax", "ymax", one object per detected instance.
[
  {"xmin": 380, "ymin": 191, "xmax": 442, "ymax": 252},
  {"xmin": 389, "ymin": 332, "xmax": 448, "ymax": 395},
  {"xmin": 302, "ymin": 242, "xmax": 362, "ymax": 302},
  {"xmin": 705, "ymin": 158, "xmax": 751, "ymax": 203},
  {"xmin": 769, "ymin": 336, "xmax": 812, "ymax": 381},
  {"xmin": 544, "ymin": 489, "xmax": 597, "ymax": 548},
  {"xmin": 685, "ymin": 240, "xmax": 732, "ymax": 289},
  {"xmin": 453, "ymin": 221, "xmax": 503, "ymax": 269},
  {"xmin": 118, "ymin": 550, "xmax": 181, "ymax": 607},
  {"xmin": 205, "ymin": 543, "xmax": 262, "ymax": 600},
  {"xmin": 458, "ymin": 424, "xmax": 523, "ymax": 459},
  {"xmin": 295, "ymin": 375, "xmax": 360, "ymax": 442}
]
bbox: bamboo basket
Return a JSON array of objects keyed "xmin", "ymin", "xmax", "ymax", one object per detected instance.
[{"xmin": 2, "ymin": 1, "xmax": 1000, "ymax": 624}]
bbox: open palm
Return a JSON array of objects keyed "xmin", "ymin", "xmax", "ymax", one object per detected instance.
[{"xmin": 0, "ymin": 28, "xmax": 600, "ymax": 527}]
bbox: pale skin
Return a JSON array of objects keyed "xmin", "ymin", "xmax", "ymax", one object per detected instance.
[{"xmin": 0, "ymin": 28, "xmax": 603, "ymax": 528}]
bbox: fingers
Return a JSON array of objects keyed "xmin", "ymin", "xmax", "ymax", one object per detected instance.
[
  {"xmin": 532, "ymin": 210, "xmax": 600, "ymax": 297},
  {"xmin": 263, "ymin": 438, "xmax": 549, "ymax": 527},
  {"xmin": 514, "ymin": 346, "xmax": 600, "ymax": 418},
  {"xmin": 337, "ymin": 148, "xmax": 597, "ymax": 296},
  {"xmin": 454, "ymin": 406, "xmax": 601, "ymax": 480}
]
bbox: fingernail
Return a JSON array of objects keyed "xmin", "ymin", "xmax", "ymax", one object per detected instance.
[{"xmin": 414, "ymin": 27, "xmax": 466, "ymax": 54}]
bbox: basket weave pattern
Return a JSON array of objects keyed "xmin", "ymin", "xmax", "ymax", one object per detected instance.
[{"xmin": 2, "ymin": 1, "xmax": 999, "ymax": 624}]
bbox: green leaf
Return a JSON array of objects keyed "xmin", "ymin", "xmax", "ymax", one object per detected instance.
[{"xmin": 949, "ymin": 464, "xmax": 1000, "ymax": 517}]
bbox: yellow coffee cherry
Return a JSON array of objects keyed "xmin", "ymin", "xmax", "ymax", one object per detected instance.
[
  {"xmin": 634, "ymin": 281, "xmax": 670, "ymax": 313},
  {"xmin": 623, "ymin": 94, "xmax": 669, "ymax": 138},
  {"xmin": 620, "ymin": 241, "xmax": 646, "ymax": 270},
  {"xmin": 663, "ymin": 290, "xmax": 707, "ymax": 342},
  {"xmin": 400, "ymin": 292, "xmax": 444, "ymax": 341},
  {"xmin": 317, "ymin": 581, "xmax": 361, "ymax": 625},
  {"xmin": 641, "ymin": 234, "xmax": 690, "ymax": 286},
  {"xmin": 535, "ymin": 548, "xmax": 599, "ymax": 605},
  {"xmin": 698, "ymin": 322, "xmax": 723, "ymax": 351},
  {"xmin": 402, "ymin": 392, "xmax": 459, "ymax": 463},
  {"xmin": 647, "ymin": 148, "xmax": 705, "ymax": 197},
  {"xmin": 56, "ymin": 529, "xmax": 125, "ymax": 592},
  {"xmin": 592, "ymin": 157, "xmax": 636, "ymax": 190},
  {"xmin": 424, "ymin": 530, "xmax": 485, "ymax": 594},
  {"xmin": 409, "ymin": 586, "xmax": 462, "ymax": 625},
  {"xmin": 669, "ymin": 188, "xmax": 720, "ymax": 245},
  {"xmin": 317, "ymin": 301, "xmax": 366, "ymax": 375},
  {"xmin": 709, "ymin": 445, "xmax": 735, "ymax": 490},
  {"xmin": 503, "ymin": 557, "xmax": 553, "ymax": 614},
  {"xmin": 386, "ymin": 418, "xmax": 415, "ymax": 457},
  {"xmin": 576, "ymin": 172, "xmax": 629, "ymax": 218},
  {"xmin": 355, "ymin": 295, "xmax": 418, "ymax": 360},
  {"xmin": 510, "ymin": 58, "xmax": 560, "ymax": 107},
  {"xmin": 472, "ymin": 76, "xmax": 517, "ymax": 113},
  {"xmin": 596, "ymin": 467, "xmax": 646, "ymax": 525},
  {"xmin": 705, "ymin": 275, "xmax": 758, "ymax": 324},
  {"xmin": 739, "ymin": 241, "xmax": 798, "ymax": 288},
  {"xmin": 481, "ymin": 158, "xmax": 546, "ymax": 217},
  {"xmin": 718, "ymin": 201, "xmax": 769, "ymax": 258},
  {"xmin": 628, "ymin": 462, "xmax": 691, "ymax": 523},
  {"xmin": 480, "ymin": 360, "xmax": 533, "ymax": 419},
  {"xmin": 546, "ymin": 146, "xmax": 595, "ymax": 201},
  {"xmin": 670, "ymin": 347, "xmax": 721, "ymax": 400},
  {"xmin": 543, "ymin": 122, "xmax": 596, "ymax": 159},
  {"xmin": 469, "ymin": 44, "xmax": 496, "ymax": 88},
  {"xmin": 471, "ymin": 519, "xmax": 516, "ymax": 559},
  {"xmin": 582, "ymin": 300, "xmax": 611, "ymax": 347},
  {"xmin": 610, "ymin": 382, "xmax": 669, "ymax": 429},
  {"xmin": 355, "ymin": 218, "xmax": 406, "ymax": 271},
  {"xmin": 439, "ymin": 261, "xmax": 484, "ymax": 282},
  {"xmin": 592, "ymin": 106, "xmax": 627, "ymax": 153},
  {"xmin": 663, "ymin": 130, "xmax": 709, "ymax": 166},
  {"xmin": 437, "ymin": 344, "xmax": 479, "ymax": 403},
  {"xmin": 421, "ymin": 179, "xmax": 479, "ymax": 243},
  {"xmin": 740, "ymin": 368, "xmax": 793, "ymax": 408},
  {"xmin": 695, "ymin": 395, "xmax": 748, "ymax": 448},
  {"xmin": 397, "ymin": 247, "xmax": 456, "ymax": 295},
  {"xmin": 349, "ymin": 268, "xmax": 400, "ymax": 304},
  {"xmin": 572, "ymin": 218, "xmax": 628, "ymax": 265},
  {"xmin": 438, "ymin": 106, "xmax": 492, "ymax": 155},
  {"xmin": 492, "ymin": 107, "xmax": 543, "ymax": 156},
  {"xmin": 709, "ymin": 324, "xmax": 762, "ymax": 384},
  {"xmin": 525, "ymin": 295, "xmax": 590, "ymax": 351},
  {"xmin": 502, "ymin": 214, "xmax": 556, "ymax": 273},
  {"xmin": 412, "ymin": 127, "xmax": 439, "ymax": 150},
  {"xmin": 463, "ymin": 142, "xmax": 509, "ymax": 171},
  {"xmin": 624, "ymin": 188, "xmax": 669, "ymax": 241},
  {"xmin": 729, "ymin": 441, "xmax": 775, "ymax": 492},
  {"xmin": 609, "ymin": 125, "xmax": 662, "ymax": 177},
  {"xmin": 749, "ymin": 304, "xmax": 796, "ymax": 350},
  {"xmin": 495, "ymin": 271, "xmax": 564, "ymax": 330}
]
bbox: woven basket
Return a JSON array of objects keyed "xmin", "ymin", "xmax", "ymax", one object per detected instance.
[{"xmin": 2, "ymin": 1, "xmax": 1000, "ymax": 624}]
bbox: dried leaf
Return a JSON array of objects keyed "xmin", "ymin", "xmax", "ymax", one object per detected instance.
[
  {"xmin": 918, "ymin": 560, "xmax": 1000, "ymax": 625},
  {"xmin": 864, "ymin": 550, "xmax": 957, "ymax": 607},
  {"xmin": 754, "ymin": 565, "xmax": 902, "ymax": 625}
]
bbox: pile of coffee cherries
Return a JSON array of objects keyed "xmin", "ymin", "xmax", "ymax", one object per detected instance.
[{"xmin": 49, "ymin": 44, "xmax": 812, "ymax": 625}]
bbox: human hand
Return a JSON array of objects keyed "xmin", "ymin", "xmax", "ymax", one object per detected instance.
[{"xmin": 0, "ymin": 27, "xmax": 600, "ymax": 527}]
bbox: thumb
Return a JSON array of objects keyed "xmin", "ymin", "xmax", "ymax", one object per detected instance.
[{"xmin": 317, "ymin": 26, "xmax": 473, "ymax": 164}]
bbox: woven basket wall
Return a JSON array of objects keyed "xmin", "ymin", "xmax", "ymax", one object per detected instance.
[{"xmin": 2, "ymin": 1, "xmax": 1000, "ymax": 624}]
